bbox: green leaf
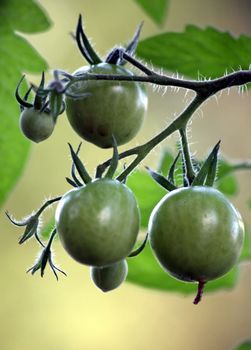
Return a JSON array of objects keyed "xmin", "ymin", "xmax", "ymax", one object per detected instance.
[
  {"xmin": 0, "ymin": 0, "xmax": 51, "ymax": 208},
  {"xmin": 134, "ymin": 0, "xmax": 169, "ymax": 26},
  {"xmin": 157, "ymin": 148, "xmax": 174, "ymax": 174},
  {"xmin": 127, "ymin": 170, "xmax": 166, "ymax": 228},
  {"xmin": 240, "ymin": 225, "xmax": 251, "ymax": 262},
  {"xmin": 216, "ymin": 158, "xmax": 238, "ymax": 196},
  {"xmin": 40, "ymin": 218, "xmax": 55, "ymax": 240},
  {"xmin": 127, "ymin": 242, "xmax": 239, "ymax": 294},
  {"xmin": 137, "ymin": 26, "xmax": 251, "ymax": 79},
  {"xmin": 234, "ymin": 342, "xmax": 251, "ymax": 350}
]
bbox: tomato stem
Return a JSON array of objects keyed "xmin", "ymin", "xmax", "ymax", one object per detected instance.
[{"xmin": 193, "ymin": 280, "xmax": 206, "ymax": 305}]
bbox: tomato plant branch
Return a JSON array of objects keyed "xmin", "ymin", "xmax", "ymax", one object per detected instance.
[
  {"xmin": 116, "ymin": 94, "xmax": 206, "ymax": 181},
  {"xmin": 65, "ymin": 66, "xmax": 251, "ymax": 95},
  {"xmin": 231, "ymin": 161, "xmax": 251, "ymax": 172}
]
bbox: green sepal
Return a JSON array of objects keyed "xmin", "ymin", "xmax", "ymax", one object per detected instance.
[
  {"xmin": 76, "ymin": 14, "xmax": 102, "ymax": 65},
  {"xmin": 5, "ymin": 211, "xmax": 42, "ymax": 246},
  {"xmin": 68, "ymin": 143, "xmax": 92, "ymax": 184},
  {"xmin": 27, "ymin": 228, "xmax": 66, "ymax": 280},
  {"xmin": 15, "ymin": 75, "xmax": 33, "ymax": 110},
  {"xmin": 192, "ymin": 141, "xmax": 221, "ymax": 186},
  {"xmin": 65, "ymin": 177, "xmax": 78, "ymax": 188},
  {"xmin": 128, "ymin": 232, "xmax": 148, "ymax": 258},
  {"xmin": 49, "ymin": 90, "xmax": 63, "ymax": 119},
  {"xmin": 106, "ymin": 22, "xmax": 143, "ymax": 65},
  {"xmin": 5, "ymin": 196, "xmax": 61, "ymax": 246},
  {"xmin": 125, "ymin": 22, "xmax": 143, "ymax": 56},
  {"xmin": 146, "ymin": 166, "xmax": 177, "ymax": 191},
  {"xmin": 205, "ymin": 142, "xmax": 220, "ymax": 186},
  {"xmin": 167, "ymin": 151, "xmax": 181, "ymax": 184},
  {"xmin": 34, "ymin": 72, "xmax": 46, "ymax": 110}
]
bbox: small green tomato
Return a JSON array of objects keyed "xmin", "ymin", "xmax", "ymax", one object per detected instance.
[
  {"xmin": 20, "ymin": 108, "xmax": 55, "ymax": 143},
  {"xmin": 90, "ymin": 260, "xmax": 128, "ymax": 292}
]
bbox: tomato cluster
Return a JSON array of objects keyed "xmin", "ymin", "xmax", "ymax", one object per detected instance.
[{"xmin": 9, "ymin": 15, "xmax": 245, "ymax": 303}]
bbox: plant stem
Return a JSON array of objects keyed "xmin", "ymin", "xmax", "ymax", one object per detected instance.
[
  {"xmin": 65, "ymin": 67, "xmax": 251, "ymax": 95},
  {"xmin": 116, "ymin": 94, "xmax": 206, "ymax": 181}
]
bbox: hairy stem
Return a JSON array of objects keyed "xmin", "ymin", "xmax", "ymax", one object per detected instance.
[
  {"xmin": 65, "ymin": 66, "xmax": 251, "ymax": 96},
  {"xmin": 116, "ymin": 94, "xmax": 205, "ymax": 181}
]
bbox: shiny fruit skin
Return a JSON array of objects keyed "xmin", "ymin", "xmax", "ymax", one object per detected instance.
[
  {"xmin": 55, "ymin": 179, "xmax": 140, "ymax": 266},
  {"xmin": 90, "ymin": 259, "xmax": 128, "ymax": 292},
  {"xmin": 65, "ymin": 63, "xmax": 148, "ymax": 148},
  {"xmin": 148, "ymin": 186, "xmax": 244, "ymax": 283},
  {"xmin": 20, "ymin": 108, "xmax": 55, "ymax": 143}
]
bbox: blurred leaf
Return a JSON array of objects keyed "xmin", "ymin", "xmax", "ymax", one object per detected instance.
[
  {"xmin": 134, "ymin": 0, "xmax": 169, "ymax": 26},
  {"xmin": 40, "ymin": 218, "xmax": 55, "ymax": 240},
  {"xmin": 137, "ymin": 26, "xmax": 251, "ymax": 79},
  {"xmin": 0, "ymin": 0, "xmax": 51, "ymax": 208},
  {"xmin": 157, "ymin": 148, "xmax": 174, "ymax": 174},
  {"xmin": 127, "ymin": 170, "xmax": 166, "ymax": 228},
  {"xmin": 248, "ymin": 199, "xmax": 251, "ymax": 209},
  {"xmin": 239, "ymin": 225, "xmax": 251, "ymax": 262},
  {"xmin": 216, "ymin": 158, "xmax": 238, "ymax": 196},
  {"xmin": 127, "ymin": 242, "xmax": 239, "ymax": 293},
  {"xmin": 234, "ymin": 342, "xmax": 251, "ymax": 350}
]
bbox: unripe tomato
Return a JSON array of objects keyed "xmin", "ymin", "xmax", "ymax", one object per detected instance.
[
  {"xmin": 148, "ymin": 186, "xmax": 244, "ymax": 283},
  {"xmin": 90, "ymin": 259, "xmax": 128, "ymax": 292},
  {"xmin": 20, "ymin": 108, "xmax": 55, "ymax": 143},
  {"xmin": 55, "ymin": 179, "xmax": 140, "ymax": 266},
  {"xmin": 65, "ymin": 63, "xmax": 148, "ymax": 148}
]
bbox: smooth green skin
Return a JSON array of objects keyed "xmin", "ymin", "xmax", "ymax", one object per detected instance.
[
  {"xmin": 90, "ymin": 259, "xmax": 128, "ymax": 292},
  {"xmin": 148, "ymin": 186, "xmax": 244, "ymax": 282},
  {"xmin": 65, "ymin": 63, "xmax": 148, "ymax": 148},
  {"xmin": 55, "ymin": 179, "xmax": 140, "ymax": 267},
  {"xmin": 20, "ymin": 108, "xmax": 55, "ymax": 143}
]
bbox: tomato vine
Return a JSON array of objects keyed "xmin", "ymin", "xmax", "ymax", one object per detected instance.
[{"xmin": 6, "ymin": 14, "xmax": 251, "ymax": 304}]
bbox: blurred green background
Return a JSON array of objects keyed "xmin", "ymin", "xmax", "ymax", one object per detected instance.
[{"xmin": 1, "ymin": 0, "xmax": 251, "ymax": 349}]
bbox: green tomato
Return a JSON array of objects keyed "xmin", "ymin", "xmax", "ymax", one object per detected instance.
[
  {"xmin": 65, "ymin": 63, "xmax": 148, "ymax": 148},
  {"xmin": 90, "ymin": 259, "xmax": 128, "ymax": 292},
  {"xmin": 20, "ymin": 108, "xmax": 55, "ymax": 143},
  {"xmin": 55, "ymin": 179, "xmax": 140, "ymax": 266},
  {"xmin": 148, "ymin": 186, "xmax": 244, "ymax": 283}
]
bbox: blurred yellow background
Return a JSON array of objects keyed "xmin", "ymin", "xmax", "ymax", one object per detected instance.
[{"xmin": 1, "ymin": 0, "xmax": 251, "ymax": 349}]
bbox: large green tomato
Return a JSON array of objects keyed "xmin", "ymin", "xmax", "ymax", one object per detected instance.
[
  {"xmin": 65, "ymin": 63, "xmax": 148, "ymax": 148},
  {"xmin": 148, "ymin": 186, "xmax": 244, "ymax": 283},
  {"xmin": 55, "ymin": 179, "xmax": 140, "ymax": 266}
]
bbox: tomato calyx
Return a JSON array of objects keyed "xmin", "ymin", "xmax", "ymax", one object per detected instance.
[
  {"xmin": 6, "ymin": 196, "xmax": 62, "ymax": 246},
  {"xmin": 16, "ymin": 72, "xmax": 66, "ymax": 120},
  {"xmin": 147, "ymin": 140, "xmax": 221, "ymax": 193},
  {"xmin": 66, "ymin": 137, "xmax": 120, "ymax": 189},
  {"xmin": 75, "ymin": 14, "xmax": 143, "ymax": 67},
  {"xmin": 27, "ymin": 228, "xmax": 66, "ymax": 280}
]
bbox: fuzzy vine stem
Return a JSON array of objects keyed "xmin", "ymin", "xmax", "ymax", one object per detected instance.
[
  {"xmin": 64, "ymin": 67, "xmax": 251, "ymax": 96},
  {"xmin": 116, "ymin": 94, "xmax": 206, "ymax": 181}
]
